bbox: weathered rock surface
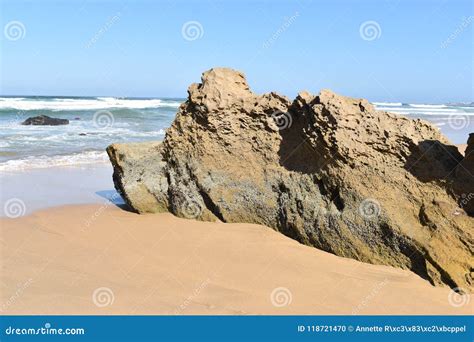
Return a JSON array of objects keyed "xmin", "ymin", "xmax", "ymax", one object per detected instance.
[
  {"xmin": 454, "ymin": 133, "xmax": 474, "ymax": 215},
  {"xmin": 22, "ymin": 115, "xmax": 69, "ymax": 126},
  {"xmin": 107, "ymin": 68, "xmax": 473, "ymax": 291}
]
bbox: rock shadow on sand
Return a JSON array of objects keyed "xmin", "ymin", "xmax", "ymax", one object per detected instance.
[{"xmin": 95, "ymin": 190, "xmax": 134, "ymax": 212}]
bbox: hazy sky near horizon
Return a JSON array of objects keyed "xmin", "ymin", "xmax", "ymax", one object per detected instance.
[{"xmin": 1, "ymin": 0, "xmax": 472, "ymax": 103}]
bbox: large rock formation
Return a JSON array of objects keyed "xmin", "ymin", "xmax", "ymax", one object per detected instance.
[{"xmin": 107, "ymin": 68, "xmax": 473, "ymax": 291}]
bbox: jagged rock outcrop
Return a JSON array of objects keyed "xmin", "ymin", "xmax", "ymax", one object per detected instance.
[
  {"xmin": 454, "ymin": 134, "xmax": 474, "ymax": 215},
  {"xmin": 21, "ymin": 115, "xmax": 69, "ymax": 125},
  {"xmin": 107, "ymin": 68, "xmax": 473, "ymax": 291}
]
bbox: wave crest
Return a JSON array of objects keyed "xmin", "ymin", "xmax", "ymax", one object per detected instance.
[
  {"xmin": 0, "ymin": 151, "xmax": 109, "ymax": 172},
  {"xmin": 0, "ymin": 97, "xmax": 182, "ymax": 111}
]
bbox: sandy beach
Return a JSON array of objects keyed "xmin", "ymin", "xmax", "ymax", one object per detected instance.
[{"xmin": 0, "ymin": 203, "xmax": 471, "ymax": 315}]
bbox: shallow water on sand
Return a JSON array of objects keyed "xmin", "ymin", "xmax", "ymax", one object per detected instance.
[{"xmin": 0, "ymin": 163, "xmax": 122, "ymax": 216}]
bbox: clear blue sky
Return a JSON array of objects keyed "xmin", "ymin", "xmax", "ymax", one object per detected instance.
[{"xmin": 1, "ymin": 0, "xmax": 472, "ymax": 103}]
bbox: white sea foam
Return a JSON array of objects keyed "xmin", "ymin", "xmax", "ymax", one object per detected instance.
[
  {"xmin": 372, "ymin": 102, "xmax": 402, "ymax": 106},
  {"xmin": 0, "ymin": 97, "xmax": 182, "ymax": 110},
  {"xmin": 376, "ymin": 107, "xmax": 461, "ymax": 113},
  {"xmin": 383, "ymin": 111, "xmax": 471, "ymax": 116},
  {"xmin": 0, "ymin": 151, "xmax": 109, "ymax": 172},
  {"xmin": 409, "ymin": 104, "xmax": 448, "ymax": 108}
]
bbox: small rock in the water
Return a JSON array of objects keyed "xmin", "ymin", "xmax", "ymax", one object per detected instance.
[
  {"xmin": 21, "ymin": 115, "xmax": 69, "ymax": 126},
  {"xmin": 79, "ymin": 133, "xmax": 87, "ymax": 136}
]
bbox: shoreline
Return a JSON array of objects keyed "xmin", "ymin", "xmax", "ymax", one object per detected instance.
[
  {"xmin": 0, "ymin": 162, "xmax": 122, "ymax": 217},
  {"xmin": 1, "ymin": 204, "xmax": 471, "ymax": 315}
]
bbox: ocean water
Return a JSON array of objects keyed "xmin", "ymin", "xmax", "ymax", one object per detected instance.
[
  {"xmin": 0, "ymin": 97, "xmax": 472, "ymax": 172},
  {"xmin": 0, "ymin": 96, "xmax": 183, "ymax": 171},
  {"xmin": 372, "ymin": 102, "xmax": 474, "ymax": 145}
]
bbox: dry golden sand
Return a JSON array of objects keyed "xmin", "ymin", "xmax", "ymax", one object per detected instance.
[{"xmin": 0, "ymin": 204, "xmax": 472, "ymax": 315}]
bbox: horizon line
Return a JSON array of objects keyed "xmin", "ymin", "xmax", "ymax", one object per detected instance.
[{"xmin": 0, "ymin": 94, "xmax": 472, "ymax": 106}]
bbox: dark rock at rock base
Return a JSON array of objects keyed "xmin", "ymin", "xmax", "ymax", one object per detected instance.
[{"xmin": 21, "ymin": 115, "xmax": 69, "ymax": 126}]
